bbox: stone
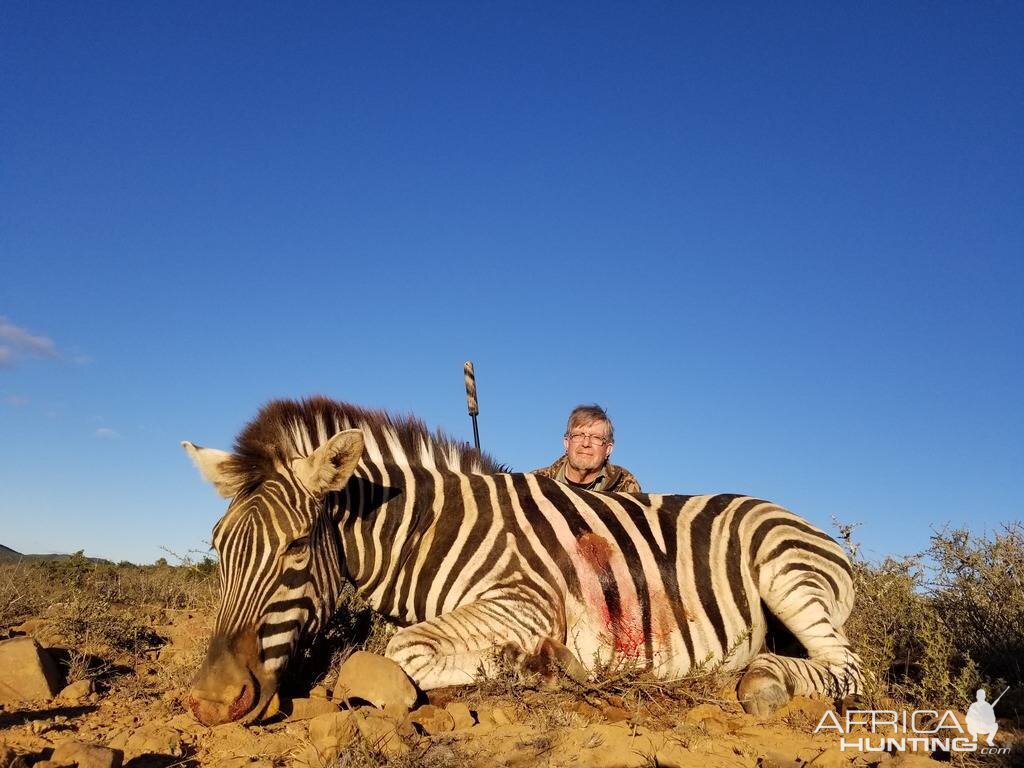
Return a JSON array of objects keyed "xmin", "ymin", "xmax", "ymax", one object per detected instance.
[
  {"xmin": 409, "ymin": 704, "xmax": 455, "ymax": 734},
  {"xmin": 752, "ymin": 751, "xmax": 804, "ymax": 768},
  {"xmin": 683, "ymin": 703, "xmax": 726, "ymax": 724},
  {"xmin": 478, "ymin": 706, "xmax": 513, "ymax": 726},
  {"xmin": 574, "ymin": 701, "xmax": 603, "ymax": 720},
  {"xmin": 334, "ymin": 651, "xmax": 417, "ymax": 713},
  {"xmin": 778, "ymin": 696, "xmax": 834, "ymax": 726},
  {"xmin": 49, "ymin": 739, "xmax": 123, "ymax": 768},
  {"xmin": 444, "ymin": 702, "xmax": 476, "ymax": 730},
  {"xmin": 0, "ymin": 637, "xmax": 62, "ymax": 704},
  {"xmin": 119, "ymin": 724, "xmax": 185, "ymax": 761},
  {"xmin": 356, "ymin": 711, "xmax": 410, "ymax": 757},
  {"xmin": 601, "ymin": 704, "xmax": 631, "ymax": 723},
  {"xmin": 807, "ymin": 745, "xmax": 849, "ymax": 768},
  {"xmin": 165, "ymin": 713, "xmax": 210, "ymax": 737},
  {"xmin": 308, "ymin": 711, "xmax": 359, "ymax": 762},
  {"xmin": 285, "ymin": 697, "xmax": 339, "ymax": 721},
  {"xmin": 56, "ymin": 679, "xmax": 95, "ymax": 704},
  {"xmin": 12, "ymin": 619, "xmax": 49, "ymax": 637},
  {"xmin": 218, "ymin": 758, "xmax": 275, "ymax": 768},
  {"xmin": 699, "ymin": 716, "xmax": 729, "ymax": 735}
]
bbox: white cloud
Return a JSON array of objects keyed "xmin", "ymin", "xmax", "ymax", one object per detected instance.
[
  {"xmin": 0, "ymin": 316, "xmax": 60, "ymax": 368},
  {"xmin": 95, "ymin": 428, "xmax": 121, "ymax": 439}
]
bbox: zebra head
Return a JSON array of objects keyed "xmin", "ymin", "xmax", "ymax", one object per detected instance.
[{"xmin": 181, "ymin": 428, "xmax": 365, "ymax": 725}]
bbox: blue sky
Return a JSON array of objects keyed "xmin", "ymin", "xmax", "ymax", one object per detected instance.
[{"xmin": 2, "ymin": 1, "xmax": 1021, "ymax": 564}]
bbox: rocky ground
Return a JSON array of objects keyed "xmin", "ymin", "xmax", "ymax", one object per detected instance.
[{"xmin": 1, "ymin": 607, "xmax": 1020, "ymax": 768}]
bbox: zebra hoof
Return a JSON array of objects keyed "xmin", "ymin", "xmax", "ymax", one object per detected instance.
[
  {"xmin": 738, "ymin": 670, "xmax": 790, "ymax": 717},
  {"xmin": 497, "ymin": 642, "xmax": 526, "ymax": 667},
  {"xmin": 521, "ymin": 638, "xmax": 588, "ymax": 689}
]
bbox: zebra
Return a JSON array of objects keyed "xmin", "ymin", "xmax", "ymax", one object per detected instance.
[{"xmin": 182, "ymin": 396, "xmax": 863, "ymax": 725}]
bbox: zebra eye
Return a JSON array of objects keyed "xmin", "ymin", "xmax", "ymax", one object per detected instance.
[{"xmin": 285, "ymin": 536, "xmax": 310, "ymax": 554}]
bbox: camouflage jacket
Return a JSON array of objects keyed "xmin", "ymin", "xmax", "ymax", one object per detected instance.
[{"xmin": 532, "ymin": 454, "xmax": 641, "ymax": 493}]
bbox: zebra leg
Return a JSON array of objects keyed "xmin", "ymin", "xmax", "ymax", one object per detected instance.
[
  {"xmin": 739, "ymin": 571, "xmax": 864, "ymax": 716},
  {"xmin": 384, "ymin": 596, "xmax": 561, "ymax": 690}
]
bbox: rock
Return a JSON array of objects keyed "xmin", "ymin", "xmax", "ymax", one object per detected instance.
[
  {"xmin": 285, "ymin": 697, "xmax": 339, "ymax": 721},
  {"xmin": 119, "ymin": 724, "xmax": 184, "ymax": 761},
  {"xmin": 754, "ymin": 751, "xmax": 805, "ymax": 768},
  {"xmin": 12, "ymin": 619, "xmax": 49, "ymax": 637},
  {"xmin": 11, "ymin": 619, "xmax": 63, "ymax": 648},
  {"xmin": 49, "ymin": 739, "xmax": 123, "ymax": 768},
  {"xmin": 699, "ymin": 716, "xmax": 729, "ymax": 735},
  {"xmin": 683, "ymin": 703, "xmax": 726, "ymax": 724},
  {"xmin": 334, "ymin": 652, "xmax": 417, "ymax": 713},
  {"xmin": 778, "ymin": 696, "xmax": 834, "ymax": 726},
  {"xmin": 218, "ymin": 758, "xmax": 275, "ymax": 768},
  {"xmin": 409, "ymin": 704, "xmax": 455, "ymax": 734},
  {"xmin": 807, "ymin": 745, "xmax": 849, "ymax": 768},
  {"xmin": 56, "ymin": 679, "xmax": 95, "ymax": 704},
  {"xmin": 602, "ymin": 704, "xmax": 631, "ymax": 723},
  {"xmin": 444, "ymin": 702, "xmax": 476, "ymax": 730},
  {"xmin": 165, "ymin": 713, "xmax": 209, "ymax": 737},
  {"xmin": 888, "ymin": 757, "xmax": 940, "ymax": 767},
  {"xmin": 574, "ymin": 701, "xmax": 603, "ymax": 720},
  {"xmin": 0, "ymin": 637, "xmax": 62, "ymax": 704},
  {"xmin": 356, "ymin": 711, "xmax": 410, "ymax": 757},
  {"xmin": 308, "ymin": 711, "xmax": 360, "ymax": 762},
  {"xmin": 478, "ymin": 706, "xmax": 513, "ymax": 726}
]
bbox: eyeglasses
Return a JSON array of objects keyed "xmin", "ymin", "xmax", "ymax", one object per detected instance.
[{"xmin": 567, "ymin": 432, "xmax": 611, "ymax": 446}]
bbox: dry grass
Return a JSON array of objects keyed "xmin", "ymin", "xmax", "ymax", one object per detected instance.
[
  {"xmin": 1, "ymin": 552, "xmax": 218, "ymax": 702},
  {"xmin": 2, "ymin": 521, "xmax": 1021, "ymax": 756},
  {"xmin": 0, "ymin": 552, "xmax": 218, "ymax": 630},
  {"xmin": 838, "ymin": 521, "xmax": 1024, "ymax": 717}
]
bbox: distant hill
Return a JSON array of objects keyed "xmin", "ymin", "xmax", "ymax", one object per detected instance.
[{"xmin": 0, "ymin": 544, "xmax": 111, "ymax": 564}]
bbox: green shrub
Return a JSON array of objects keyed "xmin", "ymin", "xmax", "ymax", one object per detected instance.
[{"xmin": 840, "ymin": 522, "xmax": 1023, "ymax": 714}]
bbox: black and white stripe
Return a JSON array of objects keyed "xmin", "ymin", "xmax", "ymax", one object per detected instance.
[{"xmin": 190, "ymin": 397, "xmax": 863, "ymax": 712}]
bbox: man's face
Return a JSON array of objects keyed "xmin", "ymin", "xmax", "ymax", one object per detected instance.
[{"xmin": 563, "ymin": 419, "xmax": 613, "ymax": 473}]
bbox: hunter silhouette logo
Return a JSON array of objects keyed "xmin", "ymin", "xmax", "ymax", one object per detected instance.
[
  {"xmin": 966, "ymin": 688, "xmax": 1007, "ymax": 747},
  {"xmin": 815, "ymin": 686, "xmax": 1011, "ymax": 755}
]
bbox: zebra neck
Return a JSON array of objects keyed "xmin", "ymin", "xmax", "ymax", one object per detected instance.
[{"xmin": 335, "ymin": 463, "xmax": 460, "ymax": 622}]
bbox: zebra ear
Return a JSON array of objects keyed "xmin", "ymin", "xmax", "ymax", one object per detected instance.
[
  {"xmin": 182, "ymin": 441, "xmax": 243, "ymax": 499},
  {"xmin": 292, "ymin": 429, "xmax": 365, "ymax": 495}
]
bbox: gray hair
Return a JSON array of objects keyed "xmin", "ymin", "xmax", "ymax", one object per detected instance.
[{"xmin": 564, "ymin": 404, "xmax": 614, "ymax": 443}]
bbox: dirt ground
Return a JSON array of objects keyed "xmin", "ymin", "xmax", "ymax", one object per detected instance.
[{"xmin": 1, "ymin": 605, "xmax": 1020, "ymax": 767}]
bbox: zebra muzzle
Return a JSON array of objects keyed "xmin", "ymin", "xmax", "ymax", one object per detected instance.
[{"xmin": 188, "ymin": 679, "xmax": 257, "ymax": 726}]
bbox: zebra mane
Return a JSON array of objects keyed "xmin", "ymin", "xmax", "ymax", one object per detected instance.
[{"xmin": 225, "ymin": 396, "xmax": 503, "ymax": 492}]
